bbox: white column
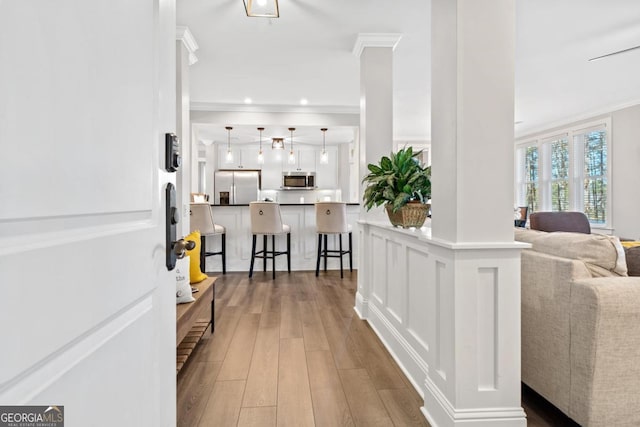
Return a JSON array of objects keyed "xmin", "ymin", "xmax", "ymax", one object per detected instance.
[
  {"xmin": 353, "ymin": 34, "xmax": 402, "ymax": 318},
  {"xmin": 176, "ymin": 27, "xmax": 199, "ymax": 236},
  {"xmin": 424, "ymin": 1, "xmax": 526, "ymax": 426},
  {"xmin": 353, "ymin": 33, "xmax": 402, "ymax": 222},
  {"xmin": 431, "ymin": 0, "xmax": 515, "ymax": 243}
]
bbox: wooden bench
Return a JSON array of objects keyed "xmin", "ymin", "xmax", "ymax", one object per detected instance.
[{"xmin": 176, "ymin": 276, "xmax": 215, "ymax": 373}]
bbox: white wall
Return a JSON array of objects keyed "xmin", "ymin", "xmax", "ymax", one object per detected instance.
[
  {"xmin": 516, "ymin": 103, "xmax": 640, "ymax": 239},
  {"xmin": 610, "ymin": 104, "xmax": 640, "ymax": 239}
]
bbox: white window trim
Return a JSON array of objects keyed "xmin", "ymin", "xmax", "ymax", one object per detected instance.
[{"xmin": 515, "ymin": 117, "xmax": 612, "ymax": 229}]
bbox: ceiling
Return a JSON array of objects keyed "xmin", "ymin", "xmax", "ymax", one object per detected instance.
[{"xmin": 178, "ymin": 0, "xmax": 640, "ymax": 145}]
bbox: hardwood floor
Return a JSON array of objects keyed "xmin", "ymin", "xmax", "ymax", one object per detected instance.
[
  {"xmin": 177, "ymin": 271, "xmax": 426, "ymax": 427},
  {"xmin": 177, "ymin": 271, "xmax": 577, "ymax": 427}
]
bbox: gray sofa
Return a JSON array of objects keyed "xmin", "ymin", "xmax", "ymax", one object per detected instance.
[{"xmin": 516, "ymin": 228, "xmax": 640, "ymax": 426}]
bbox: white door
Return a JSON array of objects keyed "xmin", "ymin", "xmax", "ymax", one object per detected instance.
[{"xmin": 0, "ymin": 1, "xmax": 176, "ymax": 426}]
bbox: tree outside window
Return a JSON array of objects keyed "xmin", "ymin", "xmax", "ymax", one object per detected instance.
[
  {"xmin": 524, "ymin": 146, "xmax": 539, "ymax": 212},
  {"xmin": 580, "ymin": 131, "xmax": 607, "ymax": 224},
  {"xmin": 550, "ymin": 138, "xmax": 569, "ymax": 212}
]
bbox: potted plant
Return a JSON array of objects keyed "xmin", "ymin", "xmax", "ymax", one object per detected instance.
[{"xmin": 362, "ymin": 147, "xmax": 431, "ymax": 228}]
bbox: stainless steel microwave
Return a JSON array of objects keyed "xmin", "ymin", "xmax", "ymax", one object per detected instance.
[{"xmin": 282, "ymin": 171, "xmax": 316, "ymax": 189}]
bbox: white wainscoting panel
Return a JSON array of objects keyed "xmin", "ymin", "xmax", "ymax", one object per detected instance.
[
  {"xmin": 356, "ymin": 220, "xmax": 528, "ymax": 427},
  {"xmin": 406, "ymin": 246, "xmax": 430, "ymax": 354}
]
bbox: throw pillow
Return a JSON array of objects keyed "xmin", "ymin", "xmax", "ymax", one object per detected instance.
[
  {"xmin": 625, "ymin": 246, "xmax": 640, "ymax": 277},
  {"xmin": 610, "ymin": 236, "xmax": 628, "ymax": 276},
  {"xmin": 531, "ymin": 232, "xmax": 626, "ymax": 277},
  {"xmin": 621, "ymin": 241, "xmax": 640, "ymax": 248},
  {"xmin": 185, "ymin": 230, "xmax": 208, "ymax": 284},
  {"xmin": 176, "ymin": 256, "xmax": 195, "ymax": 304}
]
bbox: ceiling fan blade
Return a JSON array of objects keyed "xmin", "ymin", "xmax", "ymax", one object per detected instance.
[{"xmin": 589, "ymin": 45, "xmax": 640, "ymax": 61}]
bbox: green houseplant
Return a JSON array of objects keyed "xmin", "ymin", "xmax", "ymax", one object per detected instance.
[{"xmin": 362, "ymin": 147, "xmax": 431, "ymax": 228}]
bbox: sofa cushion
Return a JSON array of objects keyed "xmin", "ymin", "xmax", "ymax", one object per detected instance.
[
  {"xmin": 514, "ymin": 227, "xmax": 548, "ymax": 244},
  {"xmin": 625, "ymin": 246, "xmax": 640, "ymax": 277},
  {"xmin": 531, "ymin": 232, "xmax": 627, "ymax": 277}
]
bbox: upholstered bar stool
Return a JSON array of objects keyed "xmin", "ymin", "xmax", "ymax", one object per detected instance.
[
  {"xmin": 315, "ymin": 202, "xmax": 352, "ymax": 278},
  {"xmin": 249, "ymin": 202, "xmax": 291, "ymax": 280},
  {"xmin": 190, "ymin": 203, "xmax": 226, "ymax": 274}
]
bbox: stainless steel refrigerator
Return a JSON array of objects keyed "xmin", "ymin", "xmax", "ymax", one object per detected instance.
[{"xmin": 214, "ymin": 170, "xmax": 260, "ymax": 205}]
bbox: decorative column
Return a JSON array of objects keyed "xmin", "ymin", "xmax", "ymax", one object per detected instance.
[
  {"xmin": 176, "ymin": 27, "xmax": 199, "ymax": 237},
  {"xmin": 425, "ymin": 0, "xmax": 526, "ymax": 426},
  {"xmin": 353, "ymin": 33, "xmax": 402, "ymax": 318}
]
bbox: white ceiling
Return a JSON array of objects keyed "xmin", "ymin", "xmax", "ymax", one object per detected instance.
[{"xmin": 178, "ymin": 0, "xmax": 640, "ymax": 145}]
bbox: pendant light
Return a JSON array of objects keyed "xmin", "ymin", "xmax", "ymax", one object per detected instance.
[
  {"xmin": 257, "ymin": 127, "xmax": 265, "ymax": 164},
  {"xmin": 272, "ymin": 137, "xmax": 284, "ymax": 150},
  {"xmin": 320, "ymin": 128, "xmax": 329, "ymax": 164},
  {"xmin": 225, "ymin": 126, "xmax": 234, "ymax": 164},
  {"xmin": 288, "ymin": 127, "xmax": 296, "ymax": 165}
]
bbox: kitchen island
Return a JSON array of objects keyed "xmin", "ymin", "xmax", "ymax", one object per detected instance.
[{"xmin": 203, "ymin": 203, "xmax": 360, "ymax": 273}]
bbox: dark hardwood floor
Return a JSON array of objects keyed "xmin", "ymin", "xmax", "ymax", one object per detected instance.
[
  {"xmin": 522, "ymin": 384, "xmax": 580, "ymax": 427},
  {"xmin": 177, "ymin": 271, "xmax": 579, "ymax": 427}
]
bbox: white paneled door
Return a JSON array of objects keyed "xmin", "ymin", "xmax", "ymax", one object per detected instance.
[{"xmin": 0, "ymin": 1, "xmax": 176, "ymax": 426}]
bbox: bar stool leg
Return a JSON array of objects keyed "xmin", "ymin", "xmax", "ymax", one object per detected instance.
[
  {"xmin": 221, "ymin": 233, "xmax": 226, "ymax": 275},
  {"xmin": 323, "ymin": 234, "xmax": 328, "ymax": 271},
  {"xmin": 348, "ymin": 232, "xmax": 353, "ymax": 272},
  {"xmin": 272, "ymin": 235, "xmax": 276, "ymax": 280},
  {"xmin": 200, "ymin": 236, "xmax": 206, "ymax": 273},
  {"xmin": 263, "ymin": 235, "xmax": 268, "ymax": 272},
  {"xmin": 339, "ymin": 234, "xmax": 344, "ymax": 279},
  {"xmin": 286, "ymin": 232, "xmax": 291, "ymax": 273},
  {"xmin": 315, "ymin": 234, "xmax": 322, "ymax": 277},
  {"xmin": 249, "ymin": 234, "xmax": 257, "ymax": 278}
]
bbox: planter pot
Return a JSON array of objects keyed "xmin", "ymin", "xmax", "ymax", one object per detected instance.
[{"xmin": 385, "ymin": 202, "xmax": 430, "ymax": 228}]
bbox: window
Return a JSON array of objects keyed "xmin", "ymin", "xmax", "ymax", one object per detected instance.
[
  {"xmin": 516, "ymin": 145, "xmax": 539, "ymax": 213},
  {"xmin": 548, "ymin": 137, "xmax": 569, "ymax": 212},
  {"xmin": 515, "ymin": 119, "xmax": 610, "ymax": 228},
  {"xmin": 574, "ymin": 128, "xmax": 607, "ymax": 224}
]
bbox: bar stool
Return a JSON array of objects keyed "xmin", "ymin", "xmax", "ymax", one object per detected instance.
[
  {"xmin": 315, "ymin": 202, "xmax": 352, "ymax": 278},
  {"xmin": 249, "ymin": 202, "xmax": 291, "ymax": 280},
  {"xmin": 190, "ymin": 203, "xmax": 226, "ymax": 274}
]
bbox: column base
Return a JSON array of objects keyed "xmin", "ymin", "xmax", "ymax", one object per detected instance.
[
  {"xmin": 354, "ymin": 291, "xmax": 368, "ymax": 319},
  {"xmin": 421, "ymin": 380, "xmax": 527, "ymax": 427}
]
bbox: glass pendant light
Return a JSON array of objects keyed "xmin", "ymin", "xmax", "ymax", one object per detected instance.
[
  {"xmin": 257, "ymin": 127, "xmax": 265, "ymax": 164},
  {"xmin": 288, "ymin": 127, "xmax": 296, "ymax": 165},
  {"xmin": 225, "ymin": 126, "xmax": 234, "ymax": 164},
  {"xmin": 320, "ymin": 128, "xmax": 329, "ymax": 164}
]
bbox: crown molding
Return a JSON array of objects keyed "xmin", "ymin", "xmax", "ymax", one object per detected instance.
[
  {"xmin": 515, "ymin": 98, "xmax": 640, "ymax": 140},
  {"xmin": 352, "ymin": 33, "xmax": 403, "ymax": 57},
  {"xmin": 190, "ymin": 102, "xmax": 360, "ymax": 115},
  {"xmin": 176, "ymin": 26, "xmax": 199, "ymax": 65}
]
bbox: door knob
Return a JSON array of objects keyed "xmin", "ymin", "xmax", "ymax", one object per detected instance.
[{"xmin": 172, "ymin": 238, "xmax": 195, "ymax": 260}]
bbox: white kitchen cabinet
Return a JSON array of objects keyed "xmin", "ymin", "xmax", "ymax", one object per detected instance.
[
  {"xmin": 316, "ymin": 146, "xmax": 338, "ymax": 189},
  {"xmin": 217, "ymin": 144, "xmax": 242, "ymax": 169},
  {"xmin": 260, "ymin": 148, "xmax": 283, "ymax": 190},
  {"xmin": 239, "ymin": 146, "xmax": 262, "ymax": 169},
  {"xmin": 217, "ymin": 144, "xmax": 265, "ymax": 170},
  {"xmin": 283, "ymin": 146, "xmax": 316, "ymax": 173}
]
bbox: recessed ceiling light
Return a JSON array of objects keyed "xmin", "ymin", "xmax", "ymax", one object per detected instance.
[
  {"xmin": 300, "ymin": 98, "xmax": 308, "ymax": 106},
  {"xmin": 244, "ymin": 97, "xmax": 252, "ymax": 104}
]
